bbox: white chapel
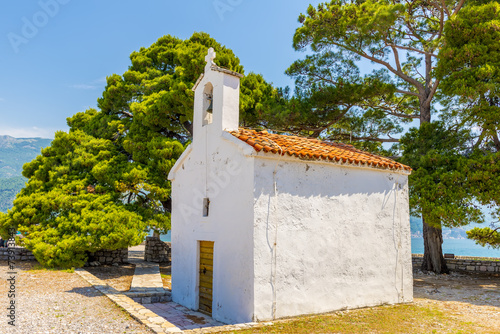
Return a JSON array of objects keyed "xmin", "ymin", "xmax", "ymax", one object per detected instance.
[{"xmin": 168, "ymin": 48, "xmax": 413, "ymax": 324}]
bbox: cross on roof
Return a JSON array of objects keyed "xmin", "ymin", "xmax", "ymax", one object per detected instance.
[{"xmin": 205, "ymin": 48, "xmax": 216, "ymax": 68}]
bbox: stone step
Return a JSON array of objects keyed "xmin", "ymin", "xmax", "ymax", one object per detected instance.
[{"xmin": 127, "ymin": 244, "xmax": 169, "ymax": 305}]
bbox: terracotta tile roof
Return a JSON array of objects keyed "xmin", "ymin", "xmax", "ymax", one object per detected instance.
[{"xmin": 229, "ymin": 128, "xmax": 411, "ymax": 173}]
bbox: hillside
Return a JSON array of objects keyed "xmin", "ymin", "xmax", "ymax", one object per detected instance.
[
  {"xmin": 0, "ymin": 135, "xmax": 52, "ymax": 178},
  {"xmin": 410, "ymin": 216, "xmax": 495, "ymax": 240},
  {"xmin": 0, "ymin": 135, "xmax": 51, "ymax": 212},
  {"xmin": 0, "ymin": 176, "xmax": 26, "ymax": 212}
]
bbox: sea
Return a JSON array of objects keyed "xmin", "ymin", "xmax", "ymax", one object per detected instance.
[
  {"xmin": 158, "ymin": 231, "xmax": 171, "ymax": 242},
  {"xmin": 157, "ymin": 231, "xmax": 499, "ymax": 258},
  {"xmin": 411, "ymin": 237, "xmax": 499, "ymax": 258}
]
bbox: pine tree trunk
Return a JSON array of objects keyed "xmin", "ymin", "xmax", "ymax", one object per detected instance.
[
  {"xmin": 421, "ymin": 217, "xmax": 449, "ymax": 274},
  {"xmin": 419, "ymin": 84, "xmax": 449, "ymax": 274}
]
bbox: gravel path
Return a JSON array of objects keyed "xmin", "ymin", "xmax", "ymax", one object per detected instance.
[{"xmin": 0, "ymin": 261, "xmax": 153, "ymax": 334}]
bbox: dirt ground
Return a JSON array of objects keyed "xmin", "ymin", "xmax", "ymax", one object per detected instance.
[{"xmin": 413, "ymin": 270, "xmax": 500, "ymax": 331}]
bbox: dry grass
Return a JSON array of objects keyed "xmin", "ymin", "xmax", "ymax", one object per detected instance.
[
  {"xmin": 222, "ymin": 271, "xmax": 500, "ymax": 334},
  {"xmin": 223, "ymin": 303, "xmax": 490, "ymax": 334},
  {"xmin": 10, "ymin": 259, "xmax": 498, "ymax": 333},
  {"xmin": 159, "ymin": 264, "xmax": 172, "ymax": 290},
  {"xmin": 27, "ymin": 263, "xmax": 75, "ymax": 273}
]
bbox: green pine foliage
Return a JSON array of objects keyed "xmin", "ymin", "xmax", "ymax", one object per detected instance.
[
  {"xmin": 437, "ymin": 1, "xmax": 500, "ymax": 152},
  {"xmin": 96, "ymin": 32, "xmax": 278, "ymax": 141},
  {"xmin": 0, "ymin": 130, "xmax": 152, "ymax": 267},
  {"xmin": 281, "ymin": 51, "xmax": 405, "ymax": 154},
  {"xmin": 467, "ymin": 227, "xmax": 500, "ymax": 249},
  {"xmin": 281, "ymin": 0, "xmax": 439, "ymax": 154},
  {"xmin": 400, "ymin": 122, "xmax": 485, "ymax": 229},
  {"xmin": 463, "ymin": 152, "xmax": 500, "ymax": 248},
  {"xmin": 436, "ymin": 1, "xmax": 500, "ymax": 248}
]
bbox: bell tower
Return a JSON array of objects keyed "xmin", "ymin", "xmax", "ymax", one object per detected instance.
[{"xmin": 192, "ymin": 48, "xmax": 243, "ymax": 144}]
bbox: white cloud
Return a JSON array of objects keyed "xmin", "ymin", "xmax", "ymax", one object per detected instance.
[
  {"xmin": 0, "ymin": 98, "xmax": 5, "ymax": 102},
  {"xmin": 0, "ymin": 126, "xmax": 67, "ymax": 139}
]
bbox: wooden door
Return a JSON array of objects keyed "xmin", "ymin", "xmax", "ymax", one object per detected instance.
[{"xmin": 198, "ymin": 241, "xmax": 214, "ymax": 315}]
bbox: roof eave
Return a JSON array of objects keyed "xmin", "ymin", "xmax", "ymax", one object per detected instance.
[
  {"xmin": 251, "ymin": 151, "xmax": 411, "ymax": 175},
  {"xmin": 191, "ymin": 74, "xmax": 204, "ymax": 92},
  {"xmin": 168, "ymin": 144, "xmax": 193, "ymax": 181},
  {"xmin": 221, "ymin": 131, "xmax": 257, "ymax": 156}
]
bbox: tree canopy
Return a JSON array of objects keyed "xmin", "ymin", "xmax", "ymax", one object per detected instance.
[
  {"xmin": 280, "ymin": 0, "xmax": 465, "ymax": 164},
  {"xmin": 288, "ymin": 0, "xmax": 499, "ymax": 272},
  {"xmin": 464, "ymin": 152, "xmax": 500, "ymax": 249},
  {"xmin": 399, "ymin": 122, "xmax": 482, "ymax": 229},
  {"xmin": 0, "ymin": 130, "xmax": 156, "ymax": 268},
  {"xmin": 435, "ymin": 1, "xmax": 500, "ymax": 249},
  {"xmin": 437, "ymin": 0, "xmax": 500, "ymax": 152},
  {"xmin": 0, "ymin": 32, "xmax": 278, "ymax": 268},
  {"xmin": 281, "ymin": 51, "xmax": 405, "ymax": 154},
  {"xmin": 98, "ymin": 32, "xmax": 277, "ymax": 140}
]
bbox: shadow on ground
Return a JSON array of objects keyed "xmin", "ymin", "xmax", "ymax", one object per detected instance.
[
  {"xmin": 65, "ymin": 286, "xmax": 104, "ymax": 298},
  {"xmin": 86, "ymin": 263, "xmax": 136, "ymax": 280},
  {"xmin": 413, "ymin": 270, "xmax": 500, "ymax": 308},
  {"xmin": 142, "ymin": 302, "xmax": 224, "ymax": 331}
]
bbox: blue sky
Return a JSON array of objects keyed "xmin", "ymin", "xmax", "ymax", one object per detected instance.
[{"xmin": 0, "ymin": 0, "xmax": 323, "ymax": 138}]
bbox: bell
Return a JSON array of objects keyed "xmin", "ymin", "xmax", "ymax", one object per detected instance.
[{"xmin": 206, "ymin": 95, "xmax": 213, "ymax": 113}]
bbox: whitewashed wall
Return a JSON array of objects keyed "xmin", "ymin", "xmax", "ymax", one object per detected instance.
[
  {"xmin": 170, "ymin": 135, "xmax": 257, "ymax": 324},
  {"xmin": 169, "ymin": 66, "xmax": 257, "ymax": 323},
  {"xmin": 252, "ymin": 156, "xmax": 413, "ymax": 321}
]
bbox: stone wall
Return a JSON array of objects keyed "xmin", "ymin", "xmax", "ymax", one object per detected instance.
[
  {"xmin": 0, "ymin": 247, "xmax": 36, "ymax": 261},
  {"xmin": 144, "ymin": 237, "xmax": 171, "ymax": 263},
  {"xmin": 87, "ymin": 248, "xmax": 128, "ymax": 266},
  {"xmin": 412, "ymin": 254, "xmax": 500, "ymax": 273}
]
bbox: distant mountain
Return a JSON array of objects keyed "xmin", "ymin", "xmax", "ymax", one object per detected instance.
[
  {"xmin": 0, "ymin": 135, "xmax": 52, "ymax": 212},
  {"xmin": 0, "ymin": 176, "xmax": 26, "ymax": 213},
  {"xmin": 0, "ymin": 135, "xmax": 52, "ymax": 179},
  {"xmin": 410, "ymin": 215, "xmax": 495, "ymax": 240}
]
